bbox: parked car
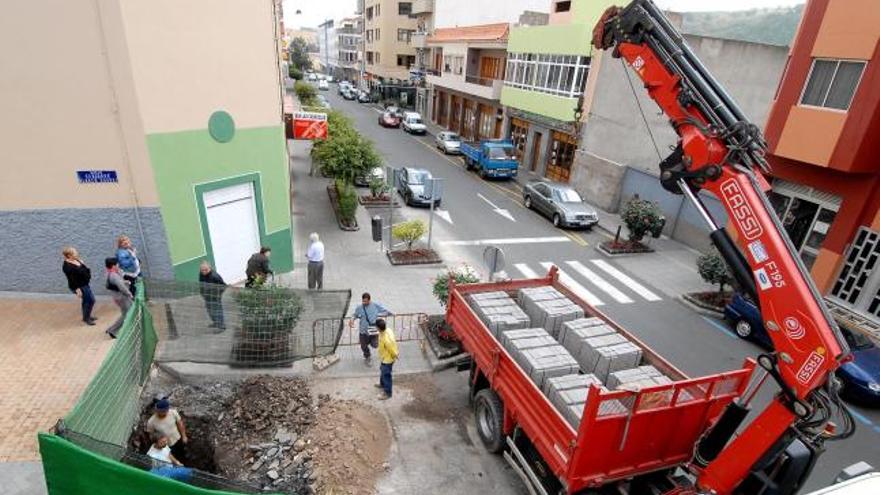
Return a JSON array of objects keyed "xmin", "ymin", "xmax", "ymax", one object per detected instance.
[
  {"xmin": 401, "ymin": 112, "xmax": 427, "ymax": 134},
  {"xmin": 342, "ymin": 88, "xmax": 357, "ymax": 100},
  {"xmin": 384, "ymin": 105, "xmax": 403, "ymax": 119},
  {"xmin": 357, "ymin": 91, "xmax": 371, "ymax": 103},
  {"xmin": 724, "ymin": 293, "xmax": 880, "ymax": 405},
  {"xmin": 394, "ymin": 167, "xmax": 441, "ymax": 207},
  {"xmin": 318, "ymin": 79, "xmax": 329, "ymax": 90},
  {"xmin": 307, "ymin": 72, "xmax": 317, "ymax": 81},
  {"xmin": 460, "ymin": 140, "xmax": 519, "ymax": 179},
  {"xmin": 338, "ymin": 82, "xmax": 351, "ymax": 96},
  {"xmin": 326, "ymin": 75, "xmax": 335, "ymax": 83},
  {"xmin": 354, "ymin": 166, "xmax": 386, "ymax": 187},
  {"xmin": 435, "ymin": 131, "xmax": 462, "ymax": 154},
  {"xmin": 522, "ymin": 181, "xmax": 599, "ymax": 229},
  {"xmin": 378, "ymin": 111, "xmax": 401, "ymax": 128}
]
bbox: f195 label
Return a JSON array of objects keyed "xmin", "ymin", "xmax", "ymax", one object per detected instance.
[
  {"xmin": 796, "ymin": 351, "xmax": 825, "ymax": 385},
  {"xmin": 720, "ymin": 179, "xmax": 764, "ymax": 240}
]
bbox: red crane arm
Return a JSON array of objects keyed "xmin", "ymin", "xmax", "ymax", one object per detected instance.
[{"xmin": 593, "ymin": 2, "xmax": 853, "ymax": 494}]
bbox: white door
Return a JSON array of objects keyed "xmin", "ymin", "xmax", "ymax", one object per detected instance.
[{"xmin": 203, "ymin": 182, "xmax": 261, "ymax": 284}]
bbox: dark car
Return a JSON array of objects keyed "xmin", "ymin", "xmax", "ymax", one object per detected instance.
[
  {"xmin": 724, "ymin": 293, "xmax": 880, "ymax": 405},
  {"xmin": 394, "ymin": 167, "xmax": 441, "ymax": 207},
  {"xmin": 522, "ymin": 180, "xmax": 599, "ymax": 229},
  {"xmin": 378, "ymin": 111, "xmax": 401, "ymax": 128}
]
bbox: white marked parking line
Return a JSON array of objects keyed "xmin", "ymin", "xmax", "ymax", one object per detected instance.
[
  {"xmin": 589, "ymin": 259, "xmax": 662, "ymax": 301},
  {"xmin": 540, "ymin": 262, "xmax": 604, "ymax": 307},
  {"xmin": 565, "ymin": 261, "xmax": 633, "ymax": 304},
  {"xmin": 515, "ymin": 263, "xmax": 539, "ymax": 279},
  {"xmin": 441, "ymin": 237, "xmax": 570, "ymax": 246}
]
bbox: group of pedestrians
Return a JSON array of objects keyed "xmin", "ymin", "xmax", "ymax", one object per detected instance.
[{"xmin": 61, "ymin": 235, "xmax": 142, "ymax": 339}]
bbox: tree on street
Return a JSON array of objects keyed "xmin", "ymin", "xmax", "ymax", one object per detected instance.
[{"xmin": 288, "ymin": 37, "xmax": 312, "ymax": 72}]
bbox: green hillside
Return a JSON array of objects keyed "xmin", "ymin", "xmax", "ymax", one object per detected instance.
[{"xmin": 682, "ymin": 4, "xmax": 805, "ymax": 46}]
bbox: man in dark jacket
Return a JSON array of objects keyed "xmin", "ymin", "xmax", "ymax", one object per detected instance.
[
  {"xmin": 245, "ymin": 247, "xmax": 273, "ymax": 288},
  {"xmin": 198, "ymin": 261, "xmax": 227, "ymax": 330}
]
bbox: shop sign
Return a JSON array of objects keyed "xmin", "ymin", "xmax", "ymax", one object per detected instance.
[{"xmin": 76, "ymin": 170, "xmax": 118, "ymax": 184}]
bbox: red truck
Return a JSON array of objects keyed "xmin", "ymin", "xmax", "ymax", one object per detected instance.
[{"xmin": 447, "ymin": 267, "xmax": 754, "ymax": 494}]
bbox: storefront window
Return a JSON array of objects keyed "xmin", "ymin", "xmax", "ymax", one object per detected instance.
[
  {"xmin": 769, "ymin": 188, "xmax": 839, "ymax": 270},
  {"xmin": 510, "ymin": 119, "xmax": 528, "ymax": 159}
]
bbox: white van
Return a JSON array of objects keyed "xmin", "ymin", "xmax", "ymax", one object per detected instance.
[{"xmin": 402, "ymin": 112, "xmax": 427, "ymax": 134}]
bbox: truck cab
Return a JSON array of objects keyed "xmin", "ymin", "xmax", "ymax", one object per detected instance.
[{"xmin": 460, "ymin": 140, "xmax": 519, "ymax": 180}]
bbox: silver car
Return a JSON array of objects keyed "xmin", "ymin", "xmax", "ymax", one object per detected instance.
[
  {"xmin": 523, "ymin": 181, "xmax": 599, "ymax": 229},
  {"xmin": 394, "ymin": 167, "xmax": 442, "ymax": 207},
  {"xmin": 435, "ymin": 131, "xmax": 462, "ymax": 154}
]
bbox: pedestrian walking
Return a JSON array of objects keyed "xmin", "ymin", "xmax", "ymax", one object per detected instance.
[
  {"xmin": 105, "ymin": 257, "xmax": 134, "ymax": 339},
  {"xmin": 374, "ymin": 318, "xmax": 398, "ymax": 400},
  {"xmin": 146, "ymin": 397, "xmax": 189, "ymax": 464},
  {"xmin": 306, "ymin": 232, "xmax": 325, "ymax": 290},
  {"xmin": 245, "ymin": 247, "xmax": 273, "ymax": 288},
  {"xmin": 198, "ymin": 261, "xmax": 227, "ymax": 330},
  {"xmin": 62, "ymin": 247, "xmax": 97, "ymax": 326},
  {"xmin": 349, "ymin": 292, "xmax": 391, "ymax": 363},
  {"xmin": 116, "ymin": 235, "xmax": 141, "ymax": 292}
]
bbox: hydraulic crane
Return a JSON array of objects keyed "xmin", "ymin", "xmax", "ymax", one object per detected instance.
[{"xmin": 592, "ymin": 1, "xmax": 855, "ymax": 493}]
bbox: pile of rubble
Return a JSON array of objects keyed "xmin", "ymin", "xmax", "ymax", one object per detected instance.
[{"xmin": 136, "ymin": 375, "xmax": 392, "ymax": 495}]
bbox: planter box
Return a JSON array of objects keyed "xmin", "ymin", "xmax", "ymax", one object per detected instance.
[
  {"xmin": 327, "ymin": 185, "xmax": 359, "ymax": 231},
  {"xmin": 679, "ymin": 291, "xmax": 732, "ymax": 318},
  {"xmin": 597, "ymin": 240, "xmax": 654, "ymax": 257},
  {"xmin": 359, "ymin": 195, "xmax": 402, "ymax": 208},
  {"xmin": 421, "ymin": 314, "xmax": 463, "ymax": 360},
  {"xmin": 387, "ymin": 248, "xmax": 443, "ymax": 266}
]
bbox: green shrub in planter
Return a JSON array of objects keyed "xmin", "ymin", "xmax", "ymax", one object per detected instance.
[
  {"xmin": 697, "ymin": 248, "xmax": 733, "ymax": 293},
  {"xmin": 621, "ymin": 197, "xmax": 666, "ymax": 242},
  {"xmin": 290, "ymin": 67, "xmax": 303, "ymax": 80},
  {"xmin": 432, "ymin": 264, "xmax": 480, "ymax": 308},
  {"xmin": 232, "ymin": 284, "xmax": 303, "ymax": 366},
  {"xmin": 368, "ymin": 177, "xmax": 389, "ymax": 199},
  {"xmin": 392, "ymin": 219, "xmax": 427, "ymax": 251},
  {"xmin": 335, "ymin": 179, "xmax": 358, "ymax": 224},
  {"xmin": 294, "ymin": 80, "xmax": 317, "ymax": 102}
]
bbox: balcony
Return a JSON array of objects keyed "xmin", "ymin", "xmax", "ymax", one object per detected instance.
[
  {"xmin": 427, "ymin": 72, "xmax": 504, "ymax": 101},
  {"xmin": 412, "ymin": 0, "xmax": 434, "ymax": 15},
  {"xmin": 411, "ymin": 32, "xmax": 428, "ymax": 49}
]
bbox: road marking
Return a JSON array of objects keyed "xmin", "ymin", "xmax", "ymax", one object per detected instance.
[
  {"xmin": 514, "ymin": 263, "xmax": 539, "ymax": 279},
  {"xmin": 540, "ymin": 262, "xmax": 604, "ymax": 306},
  {"xmin": 565, "ymin": 261, "xmax": 633, "ymax": 304},
  {"xmin": 589, "ymin": 259, "xmax": 662, "ymax": 301},
  {"xmin": 700, "ymin": 316, "xmax": 738, "ymax": 340},
  {"xmin": 442, "ymin": 236, "xmax": 570, "ymax": 246},
  {"xmin": 477, "ymin": 193, "xmax": 516, "ymax": 222},
  {"xmin": 435, "ymin": 209, "xmax": 453, "ymax": 224}
]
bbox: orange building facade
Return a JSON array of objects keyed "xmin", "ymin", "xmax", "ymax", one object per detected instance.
[{"xmin": 764, "ymin": 0, "xmax": 880, "ymax": 322}]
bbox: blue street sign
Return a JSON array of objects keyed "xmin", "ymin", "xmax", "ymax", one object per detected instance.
[{"xmin": 76, "ymin": 170, "xmax": 118, "ymax": 184}]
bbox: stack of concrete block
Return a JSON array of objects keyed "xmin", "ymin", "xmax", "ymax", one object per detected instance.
[
  {"xmin": 517, "ymin": 287, "xmax": 584, "ymax": 338},
  {"xmin": 544, "ymin": 373, "xmax": 627, "ymax": 428},
  {"xmin": 512, "ymin": 344, "xmax": 579, "ymax": 390},
  {"xmin": 557, "ymin": 317, "xmax": 606, "ymax": 345},
  {"xmin": 560, "ymin": 321, "xmax": 616, "ymax": 363},
  {"xmin": 507, "ymin": 334, "xmax": 559, "ymax": 355},
  {"xmin": 468, "ymin": 292, "xmax": 531, "ymax": 338},
  {"xmin": 606, "ymin": 365, "xmax": 665, "ymax": 389},
  {"xmin": 592, "ymin": 342, "xmax": 643, "ymax": 383},
  {"xmin": 500, "ymin": 328, "xmax": 548, "ymax": 349}
]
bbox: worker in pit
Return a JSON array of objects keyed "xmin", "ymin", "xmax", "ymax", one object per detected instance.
[{"xmin": 146, "ymin": 398, "xmax": 189, "ymax": 464}]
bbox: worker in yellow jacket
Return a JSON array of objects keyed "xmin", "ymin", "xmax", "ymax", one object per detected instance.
[{"xmin": 375, "ymin": 318, "xmax": 398, "ymax": 400}]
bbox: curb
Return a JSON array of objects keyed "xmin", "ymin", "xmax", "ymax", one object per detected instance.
[{"xmin": 677, "ymin": 294, "xmax": 725, "ymax": 318}]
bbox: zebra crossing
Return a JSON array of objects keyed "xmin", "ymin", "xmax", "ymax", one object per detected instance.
[{"xmin": 512, "ymin": 259, "xmax": 662, "ymax": 307}]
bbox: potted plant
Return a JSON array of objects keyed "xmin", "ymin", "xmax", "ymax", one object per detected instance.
[
  {"xmin": 600, "ymin": 196, "xmax": 666, "ymax": 255},
  {"xmin": 682, "ymin": 248, "xmax": 735, "ymax": 314},
  {"xmin": 231, "ymin": 283, "xmax": 303, "ymax": 367}
]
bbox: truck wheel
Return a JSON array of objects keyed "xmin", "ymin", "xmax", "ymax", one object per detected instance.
[
  {"xmin": 465, "ymin": 157, "xmax": 474, "ymax": 171},
  {"xmin": 553, "ymin": 214, "xmax": 561, "ymax": 227},
  {"xmin": 480, "ymin": 168, "xmax": 488, "ymax": 179},
  {"xmin": 474, "ymin": 389, "xmax": 505, "ymax": 453}
]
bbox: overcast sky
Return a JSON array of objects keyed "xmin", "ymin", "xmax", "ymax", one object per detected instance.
[{"xmin": 282, "ymin": 0, "xmax": 804, "ymax": 29}]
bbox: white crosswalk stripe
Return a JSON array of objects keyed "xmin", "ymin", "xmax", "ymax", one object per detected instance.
[
  {"xmin": 511, "ymin": 260, "xmax": 662, "ymax": 306},
  {"xmin": 514, "ymin": 263, "xmax": 539, "ymax": 279},
  {"xmin": 540, "ymin": 262, "xmax": 604, "ymax": 307},
  {"xmin": 565, "ymin": 261, "xmax": 633, "ymax": 304},
  {"xmin": 589, "ymin": 259, "xmax": 662, "ymax": 301}
]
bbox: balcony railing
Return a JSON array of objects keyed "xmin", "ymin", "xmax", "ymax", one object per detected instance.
[
  {"xmin": 465, "ymin": 75, "xmax": 500, "ymax": 87},
  {"xmin": 412, "ymin": 0, "xmax": 434, "ymax": 15},
  {"xmin": 412, "ymin": 32, "xmax": 428, "ymax": 49}
]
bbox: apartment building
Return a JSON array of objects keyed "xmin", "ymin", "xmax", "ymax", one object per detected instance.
[
  {"xmin": 336, "ymin": 16, "xmax": 362, "ymax": 82},
  {"xmin": 317, "ymin": 19, "xmax": 337, "ymax": 73},
  {"xmin": 763, "ymin": 0, "xmax": 880, "ymax": 323},
  {"xmin": 0, "ymin": 0, "xmax": 293, "ymax": 291},
  {"xmin": 363, "ymin": 0, "xmax": 420, "ymax": 84},
  {"xmin": 427, "ymin": 24, "xmax": 509, "ymax": 140}
]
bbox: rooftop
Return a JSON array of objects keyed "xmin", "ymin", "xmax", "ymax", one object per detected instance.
[{"xmin": 427, "ymin": 22, "xmax": 509, "ymax": 44}]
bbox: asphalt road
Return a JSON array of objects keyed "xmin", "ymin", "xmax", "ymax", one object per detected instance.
[{"xmin": 319, "ymin": 85, "xmax": 880, "ymax": 491}]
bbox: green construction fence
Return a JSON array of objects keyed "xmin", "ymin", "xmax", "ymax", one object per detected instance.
[{"xmin": 37, "ymin": 281, "xmax": 265, "ymax": 495}]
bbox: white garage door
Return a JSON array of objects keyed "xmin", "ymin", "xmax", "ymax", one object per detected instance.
[{"xmin": 203, "ymin": 182, "xmax": 261, "ymax": 284}]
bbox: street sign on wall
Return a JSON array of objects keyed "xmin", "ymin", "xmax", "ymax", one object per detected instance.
[
  {"xmin": 76, "ymin": 170, "xmax": 118, "ymax": 183},
  {"xmin": 293, "ymin": 111, "xmax": 328, "ymax": 140}
]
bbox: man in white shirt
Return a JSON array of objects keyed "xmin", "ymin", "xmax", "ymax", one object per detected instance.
[
  {"xmin": 147, "ymin": 435, "xmax": 192, "ymax": 481},
  {"xmin": 306, "ymin": 232, "xmax": 325, "ymax": 290}
]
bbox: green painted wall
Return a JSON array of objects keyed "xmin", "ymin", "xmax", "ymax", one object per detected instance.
[
  {"xmin": 501, "ymin": 87, "xmax": 580, "ymax": 122},
  {"xmin": 507, "ymin": 23, "xmax": 593, "ymax": 57},
  {"xmin": 146, "ymin": 125, "xmax": 293, "ymax": 281},
  {"xmin": 571, "ymin": 0, "xmax": 626, "ymax": 26}
]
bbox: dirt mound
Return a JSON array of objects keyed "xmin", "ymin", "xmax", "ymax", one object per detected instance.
[
  {"xmin": 305, "ymin": 397, "xmax": 391, "ymax": 495},
  {"xmin": 133, "ymin": 375, "xmax": 391, "ymax": 494}
]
